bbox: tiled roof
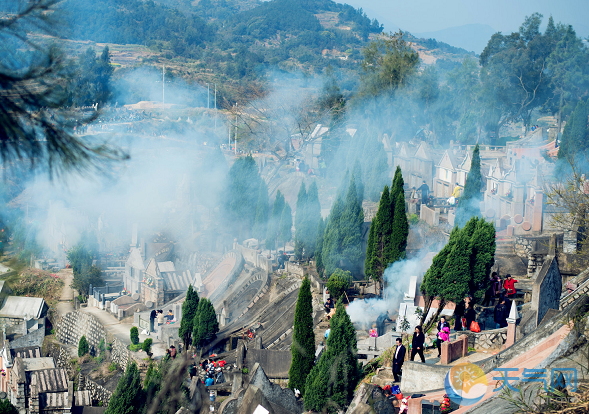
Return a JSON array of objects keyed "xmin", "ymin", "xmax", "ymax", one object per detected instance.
[
  {"xmin": 11, "ymin": 347, "xmax": 41, "ymax": 359},
  {"xmin": 162, "ymin": 270, "xmax": 194, "ymax": 291},
  {"xmin": 74, "ymin": 390, "xmax": 92, "ymax": 406},
  {"xmin": 40, "ymin": 392, "xmax": 69, "ymax": 409},
  {"xmin": 28, "ymin": 368, "xmax": 68, "ymax": 393}
]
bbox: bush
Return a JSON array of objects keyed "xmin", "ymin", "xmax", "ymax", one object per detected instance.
[
  {"xmin": 326, "ymin": 268, "xmax": 352, "ymax": 302},
  {"xmin": 129, "ymin": 343, "xmax": 142, "ymax": 352},
  {"xmin": 142, "ymin": 338, "xmax": 153, "ymax": 355},
  {"xmin": 130, "ymin": 327, "xmax": 139, "ymax": 345},
  {"xmin": 109, "ymin": 363, "xmax": 117, "ymax": 372},
  {"xmin": 242, "ymin": 368, "xmax": 249, "ymax": 374},
  {"xmin": 409, "ymin": 213, "xmax": 419, "ymax": 224},
  {"xmin": 98, "ymin": 339, "xmax": 105, "ymax": 352},
  {"xmin": 78, "ymin": 336, "xmax": 89, "ymax": 357}
]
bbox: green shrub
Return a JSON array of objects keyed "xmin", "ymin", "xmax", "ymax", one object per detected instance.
[
  {"xmin": 409, "ymin": 213, "xmax": 419, "ymax": 224},
  {"xmin": 78, "ymin": 336, "xmax": 89, "ymax": 357},
  {"xmin": 98, "ymin": 339, "xmax": 105, "ymax": 352},
  {"xmin": 51, "ymin": 328, "xmax": 55, "ymax": 335},
  {"xmin": 130, "ymin": 327, "xmax": 139, "ymax": 345},
  {"xmin": 242, "ymin": 368, "xmax": 249, "ymax": 374},
  {"xmin": 129, "ymin": 343, "xmax": 142, "ymax": 352},
  {"xmin": 142, "ymin": 338, "xmax": 153, "ymax": 355},
  {"xmin": 326, "ymin": 269, "xmax": 352, "ymax": 302},
  {"xmin": 109, "ymin": 363, "xmax": 117, "ymax": 372}
]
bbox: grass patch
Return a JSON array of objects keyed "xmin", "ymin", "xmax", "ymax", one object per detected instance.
[
  {"xmin": 129, "ymin": 343, "xmax": 142, "ymax": 352},
  {"xmin": 108, "ymin": 363, "xmax": 117, "ymax": 372},
  {"xmin": 8, "ymin": 268, "xmax": 64, "ymax": 306}
]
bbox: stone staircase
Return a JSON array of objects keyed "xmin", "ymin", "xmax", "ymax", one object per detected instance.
[{"xmin": 560, "ymin": 268, "xmax": 589, "ymax": 310}]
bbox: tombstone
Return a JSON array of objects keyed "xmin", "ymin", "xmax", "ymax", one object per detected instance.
[{"xmin": 132, "ymin": 293, "xmax": 140, "ymax": 301}]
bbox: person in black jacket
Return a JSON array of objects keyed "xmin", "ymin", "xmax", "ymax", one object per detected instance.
[
  {"xmin": 464, "ymin": 303, "xmax": 476, "ymax": 331},
  {"xmin": 410, "ymin": 326, "xmax": 426, "ymax": 363},
  {"xmin": 393, "ymin": 337, "xmax": 406, "ymax": 382},
  {"xmin": 494, "ymin": 297, "xmax": 509, "ymax": 328},
  {"xmin": 149, "ymin": 309, "xmax": 156, "ymax": 333},
  {"xmin": 454, "ymin": 299, "xmax": 465, "ymax": 331}
]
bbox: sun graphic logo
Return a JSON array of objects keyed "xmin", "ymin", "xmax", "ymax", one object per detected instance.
[{"xmin": 444, "ymin": 363, "xmax": 488, "ymax": 406}]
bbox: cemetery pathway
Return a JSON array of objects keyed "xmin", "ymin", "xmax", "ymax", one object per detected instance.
[{"xmin": 56, "ymin": 268, "xmax": 75, "ymax": 316}]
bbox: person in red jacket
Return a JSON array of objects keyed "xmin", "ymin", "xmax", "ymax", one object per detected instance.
[{"xmin": 503, "ymin": 274, "xmax": 518, "ymax": 297}]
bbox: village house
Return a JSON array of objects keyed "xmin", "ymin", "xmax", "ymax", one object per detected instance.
[{"xmin": 392, "ymin": 141, "xmax": 437, "ymax": 190}]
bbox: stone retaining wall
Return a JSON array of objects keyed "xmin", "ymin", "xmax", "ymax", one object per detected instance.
[
  {"xmin": 464, "ymin": 327, "xmax": 508, "ymax": 350},
  {"xmin": 78, "ymin": 374, "xmax": 112, "ymax": 406},
  {"xmin": 208, "ymin": 250, "xmax": 245, "ymax": 305}
]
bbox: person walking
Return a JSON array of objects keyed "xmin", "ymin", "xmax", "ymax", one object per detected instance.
[
  {"xmin": 392, "ymin": 337, "xmax": 406, "ymax": 382},
  {"xmin": 503, "ymin": 274, "xmax": 518, "ymax": 298},
  {"xmin": 492, "ymin": 272, "xmax": 501, "ymax": 298},
  {"xmin": 410, "ymin": 326, "xmax": 426, "ymax": 363},
  {"xmin": 482, "ymin": 274, "xmax": 496, "ymax": 307},
  {"xmin": 149, "ymin": 309, "xmax": 156, "ymax": 333},
  {"xmin": 436, "ymin": 317, "xmax": 450, "ymax": 357},
  {"xmin": 418, "ymin": 180, "xmax": 430, "ymax": 205},
  {"xmin": 494, "ymin": 297, "xmax": 509, "ymax": 328}
]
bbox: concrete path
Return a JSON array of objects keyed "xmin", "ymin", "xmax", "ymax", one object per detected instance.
[
  {"xmin": 407, "ymin": 324, "xmax": 571, "ymax": 414},
  {"xmin": 56, "ymin": 269, "xmax": 75, "ymax": 316}
]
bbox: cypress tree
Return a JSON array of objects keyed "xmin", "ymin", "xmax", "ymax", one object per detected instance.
[
  {"xmin": 288, "ymin": 277, "xmax": 315, "ymax": 395},
  {"xmin": 340, "ymin": 175, "xmax": 364, "ymax": 272},
  {"xmin": 315, "ymin": 218, "xmax": 326, "ymax": 276},
  {"xmin": 294, "ymin": 182, "xmax": 308, "ymax": 260},
  {"xmin": 390, "ymin": 191, "xmax": 409, "ymax": 262},
  {"xmin": 106, "ymin": 362, "xmax": 144, "ymax": 414},
  {"xmin": 266, "ymin": 191, "xmax": 285, "ymax": 250},
  {"xmin": 179, "ymin": 285, "xmax": 199, "ymax": 350},
  {"xmin": 252, "ymin": 180, "xmax": 270, "ymax": 243},
  {"xmin": 78, "ymin": 336, "xmax": 89, "ymax": 357},
  {"xmin": 365, "ymin": 185, "xmax": 393, "ymax": 281},
  {"xmin": 279, "ymin": 202, "xmax": 293, "ymax": 251},
  {"xmin": 192, "ymin": 298, "xmax": 219, "ymax": 348},
  {"xmin": 440, "ymin": 229, "xmax": 473, "ymax": 304},
  {"xmin": 469, "ymin": 219, "xmax": 496, "ymax": 303},
  {"xmin": 304, "ymin": 299, "xmax": 360, "ymax": 412},
  {"xmin": 364, "ymin": 218, "xmax": 377, "ymax": 280},
  {"xmin": 322, "ymin": 197, "xmax": 344, "ymax": 277},
  {"xmin": 390, "ymin": 166, "xmax": 404, "ymax": 205},
  {"xmin": 455, "ymin": 144, "xmax": 482, "ymax": 227},
  {"xmin": 352, "ymin": 159, "xmax": 364, "ymax": 203},
  {"xmin": 304, "ymin": 181, "xmax": 322, "ymax": 259}
]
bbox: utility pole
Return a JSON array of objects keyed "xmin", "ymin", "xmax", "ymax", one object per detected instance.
[{"xmin": 162, "ymin": 65, "xmax": 165, "ymax": 112}]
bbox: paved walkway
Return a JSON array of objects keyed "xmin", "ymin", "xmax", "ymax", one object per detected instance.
[
  {"xmin": 407, "ymin": 324, "xmax": 571, "ymax": 414},
  {"xmin": 56, "ymin": 269, "xmax": 75, "ymax": 316}
]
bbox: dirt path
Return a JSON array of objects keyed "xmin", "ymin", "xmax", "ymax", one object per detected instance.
[{"xmin": 56, "ymin": 268, "xmax": 75, "ymax": 316}]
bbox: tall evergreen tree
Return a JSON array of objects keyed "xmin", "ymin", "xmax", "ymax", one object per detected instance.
[
  {"xmin": 105, "ymin": 362, "xmax": 144, "ymax": 414},
  {"xmin": 365, "ymin": 185, "xmax": 393, "ymax": 281},
  {"xmin": 441, "ymin": 229, "xmax": 473, "ymax": 305},
  {"xmin": 469, "ymin": 219, "xmax": 496, "ymax": 303},
  {"xmin": 390, "ymin": 191, "xmax": 409, "ymax": 262},
  {"xmin": 252, "ymin": 180, "xmax": 270, "ymax": 243},
  {"xmin": 179, "ymin": 285, "xmax": 199, "ymax": 350},
  {"xmin": 192, "ymin": 298, "xmax": 219, "ymax": 348},
  {"xmin": 315, "ymin": 218, "xmax": 326, "ymax": 276},
  {"xmin": 279, "ymin": 202, "xmax": 293, "ymax": 251},
  {"xmin": 558, "ymin": 99, "xmax": 589, "ymax": 159},
  {"xmin": 352, "ymin": 159, "xmax": 364, "ymax": 202},
  {"xmin": 455, "ymin": 144, "xmax": 482, "ymax": 227},
  {"xmin": 266, "ymin": 191, "xmax": 285, "ymax": 250},
  {"xmin": 304, "ymin": 181, "xmax": 322, "ymax": 258},
  {"xmin": 322, "ymin": 197, "xmax": 344, "ymax": 277},
  {"xmin": 288, "ymin": 277, "xmax": 315, "ymax": 396},
  {"xmin": 364, "ymin": 218, "xmax": 377, "ymax": 280},
  {"xmin": 304, "ymin": 299, "xmax": 360, "ymax": 412},
  {"xmin": 340, "ymin": 175, "xmax": 364, "ymax": 272},
  {"xmin": 294, "ymin": 182, "xmax": 308, "ymax": 260},
  {"xmin": 390, "ymin": 166, "xmax": 404, "ymax": 204}
]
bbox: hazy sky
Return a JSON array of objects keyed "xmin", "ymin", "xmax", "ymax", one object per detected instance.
[{"xmin": 348, "ymin": 0, "xmax": 589, "ymax": 37}]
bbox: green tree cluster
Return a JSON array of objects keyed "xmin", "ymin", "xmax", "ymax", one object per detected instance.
[
  {"xmin": 326, "ymin": 269, "xmax": 352, "ymax": 302},
  {"xmin": 420, "ymin": 217, "xmax": 495, "ymax": 327},
  {"xmin": 0, "ymin": 399, "xmax": 18, "ymax": 414},
  {"xmin": 179, "ymin": 285, "xmax": 199, "ymax": 349},
  {"xmin": 67, "ymin": 46, "xmax": 114, "ymax": 107},
  {"xmin": 192, "ymin": 298, "xmax": 219, "ymax": 348},
  {"xmin": 288, "ymin": 277, "xmax": 315, "ymax": 395},
  {"xmin": 304, "ymin": 299, "xmax": 361, "ymax": 412},
  {"xmin": 365, "ymin": 167, "xmax": 409, "ymax": 281},
  {"xmin": 558, "ymin": 99, "xmax": 589, "ymax": 159},
  {"xmin": 294, "ymin": 181, "xmax": 322, "ymax": 260},
  {"xmin": 105, "ymin": 362, "xmax": 144, "ymax": 414},
  {"xmin": 130, "ymin": 327, "xmax": 139, "ymax": 345},
  {"xmin": 321, "ymin": 173, "xmax": 364, "ymax": 277},
  {"xmin": 67, "ymin": 244, "xmax": 104, "ymax": 297},
  {"xmin": 78, "ymin": 336, "xmax": 89, "ymax": 357},
  {"xmin": 266, "ymin": 191, "xmax": 286, "ymax": 251},
  {"xmin": 455, "ymin": 144, "xmax": 483, "ymax": 227}
]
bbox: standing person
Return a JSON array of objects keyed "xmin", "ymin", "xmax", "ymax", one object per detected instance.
[
  {"xmin": 482, "ymin": 274, "xmax": 496, "ymax": 307},
  {"xmin": 150, "ymin": 309, "xmax": 156, "ymax": 333},
  {"xmin": 494, "ymin": 297, "xmax": 509, "ymax": 328},
  {"xmin": 503, "ymin": 274, "xmax": 518, "ymax": 298},
  {"xmin": 167, "ymin": 309, "xmax": 175, "ymax": 322},
  {"xmin": 464, "ymin": 303, "xmax": 476, "ymax": 331},
  {"xmin": 410, "ymin": 326, "xmax": 426, "ymax": 363},
  {"xmin": 454, "ymin": 299, "xmax": 465, "ymax": 331},
  {"xmin": 436, "ymin": 317, "xmax": 450, "ymax": 357},
  {"xmin": 157, "ymin": 310, "xmax": 165, "ymax": 326},
  {"xmin": 492, "ymin": 272, "xmax": 501, "ymax": 298},
  {"xmin": 169, "ymin": 345, "xmax": 177, "ymax": 359},
  {"xmin": 188, "ymin": 361, "xmax": 197, "ymax": 380},
  {"xmin": 418, "ymin": 180, "xmax": 430, "ymax": 205},
  {"xmin": 392, "ymin": 337, "xmax": 406, "ymax": 382},
  {"xmin": 451, "ymin": 183, "xmax": 461, "ymax": 199}
]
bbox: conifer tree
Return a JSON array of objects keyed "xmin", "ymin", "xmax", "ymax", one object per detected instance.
[
  {"xmin": 294, "ymin": 182, "xmax": 308, "ymax": 260},
  {"xmin": 340, "ymin": 175, "xmax": 364, "ymax": 272},
  {"xmin": 322, "ymin": 197, "xmax": 344, "ymax": 277},
  {"xmin": 304, "ymin": 299, "xmax": 360, "ymax": 412},
  {"xmin": 192, "ymin": 298, "xmax": 219, "ymax": 348},
  {"xmin": 266, "ymin": 191, "xmax": 285, "ymax": 250},
  {"xmin": 364, "ymin": 219, "xmax": 376, "ymax": 280},
  {"xmin": 365, "ymin": 185, "xmax": 393, "ymax": 281},
  {"xmin": 558, "ymin": 99, "xmax": 589, "ymax": 159},
  {"xmin": 279, "ymin": 202, "xmax": 293, "ymax": 251},
  {"xmin": 106, "ymin": 362, "xmax": 144, "ymax": 414},
  {"xmin": 252, "ymin": 180, "xmax": 270, "ymax": 243},
  {"xmin": 455, "ymin": 144, "xmax": 482, "ymax": 227},
  {"xmin": 390, "ymin": 191, "xmax": 409, "ymax": 262},
  {"xmin": 288, "ymin": 277, "xmax": 315, "ymax": 396},
  {"xmin": 441, "ymin": 229, "xmax": 473, "ymax": 304},
  {"xmin": 390, "ymin": 166, "xmax": 404, "ymax": 204},
  {"xmin": 304, "ymin": 181, "xmax": 322, "ymax": 258},
  {"xmin": 352, "ymin": 160, "xmax": 364, "ymax": 202},
  {"xmin": 315, "ymin": 218, "xmax": 326, "ymax": 276},
  {"xmin": 179, "ymin": 285, "xmax": 199, "ymax": 350}
]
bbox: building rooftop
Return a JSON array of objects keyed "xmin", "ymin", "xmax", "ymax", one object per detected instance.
[
  {"xmin": 22, "ymin": 357, "xmax": 55, "ymax": 371},
  {"xmin": 0, "ymin": 296, "xmax": 46, "ymax": 319}
]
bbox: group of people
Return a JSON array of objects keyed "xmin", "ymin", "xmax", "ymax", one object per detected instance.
[
  {"xmin": 200, "ymin": 358, "xmax": 226, "ymax": 386},
  {"xmin": 149, "ymin": 309, "xmax": 176, "ymax": 332},
  {"xmin": 410, "ymin": 180, "xmax": 431, "ymax": 205},
  {"xmin": 482, "ymin": 273, "xmax": 519, "ymax": 306}
]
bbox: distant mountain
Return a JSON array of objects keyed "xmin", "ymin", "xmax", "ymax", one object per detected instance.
[{"xmin": 415, "ymin": 24, "xmax": 496, "ymax": 54}]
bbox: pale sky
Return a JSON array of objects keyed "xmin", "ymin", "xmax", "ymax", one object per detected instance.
[{"xmin": 347, "ymin": 0, "xmax": 589, "ymax": 37}]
